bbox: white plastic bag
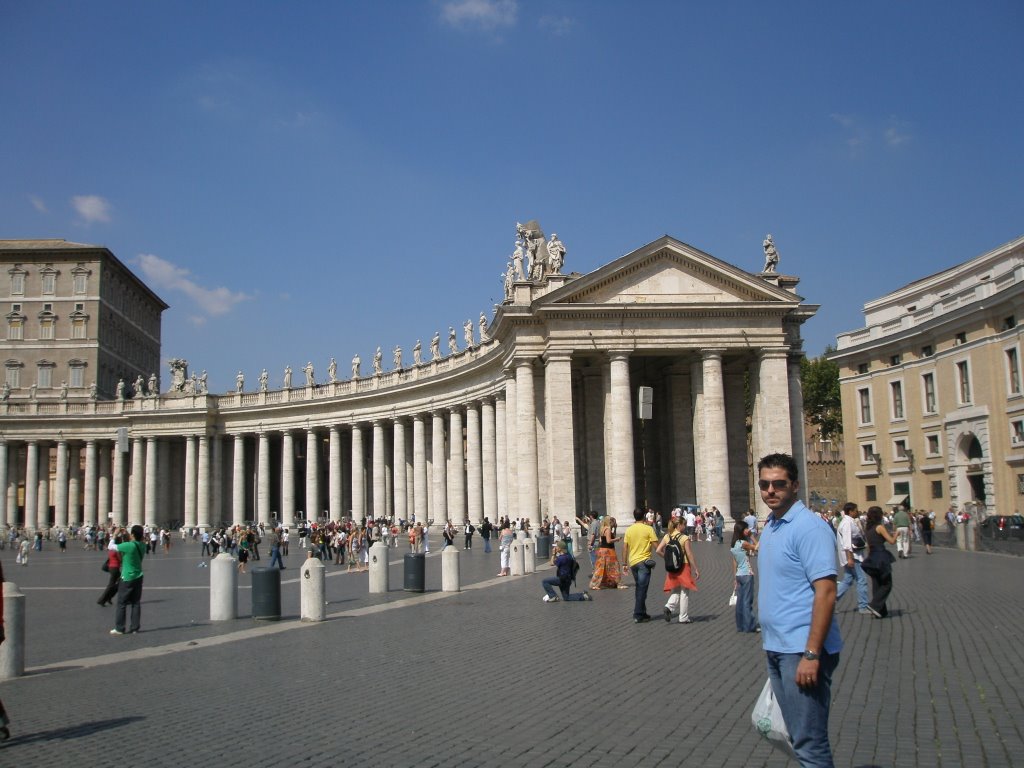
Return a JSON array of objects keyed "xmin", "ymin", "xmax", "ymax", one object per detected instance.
[
  {"xmin": 728, "ymin": 589, "xmax": 737, "ymax": 607},
  {"xmin": 751, "ymin": 679, "xmax": 797, "ymax": 759}
]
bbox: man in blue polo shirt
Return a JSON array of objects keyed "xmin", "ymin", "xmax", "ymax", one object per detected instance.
[{"xmin": 757, "ymin": 453, "xmax": 842, "ymax": 768}]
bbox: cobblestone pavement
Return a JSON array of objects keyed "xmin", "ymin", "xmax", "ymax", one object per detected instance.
[{"xmin": 0, "ymin": 536, "xmax": 1021, "ymax": 767}]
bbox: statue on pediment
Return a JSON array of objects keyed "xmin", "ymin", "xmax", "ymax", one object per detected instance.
[
  {"xmin": 116, "ymin": 378, "xmax": 125, "ymax": 400},
  {"xmin": 168, "ymin": 358, "xmax": 189, "ymax": 392},
  {"xmin": 373, "ymin": 347, "xmax": 383, "ymax": 376},
  {"xmin": 413, "ymin": 339, "xmax": 423, "ymax": 366},
  {"xmin": 1, "ymin": 382, "xmax": 10, "ymax": 401},
  {"xmin": 517, "ymin": 220, "xmax": 547, "ymax": 280},
  {"xmin": 236, "ymin": 371, "xmax": 245, "ymax": 393},
  {"xmin": 512, "ymin": 245, "xmax": 525, "ymax": 282},
  {"xmin": 148, "ymin": 372, "xmax": 158, "ymax": 396},
  {"xmin": 328, "ymin": 357, "xmax": 337, "ymax": 383},
  {"xmin": 283, "ymin": 366, "xmax": 292, "ymax": 389},
  {"xmin": 199, "ymin": 370, "xmax": 207, "ymax": 393},
  {"xmin": 430, "ymin": 332, "xmax": 441, "ymax": 360},
  {"xmin": 351, "ymin": 354, "xmax": 361, "ymax": 379},
  {"xmin": 479, "ymin": 312, "xmax": 489, "ymax": 342},
  {"xmin": 448, "ymin": 326, "xmax": 458, "ymax": 355},
  {"xmin": 547, "ymin": 233, "xmax": 566, "ymax": 275},
  {"xmin": 762, "ymin": 234, "xmax": 780, "ymax": 273},
  {"xmin": 134, "ymin": 375, "xmax": 145, "ymax": 398},
  {"xmin": 393, "ymin": 345, "xmax": 402, "ymax": 370},
  {"xmin": 463, "ymin": 319, "xmax": 474, "ymax": 348},
  {"xmin": 59, "ymin": 381, "xmax": 68, "ymax": 400},
  {"xmin": 503, "ymin": 262, "xmax": 515, "ymax": 299},
  {"xmin": 303, "ymin": 361, "xmax": 315, "ymax": 387},
  {"xmin": 259, "ymin": 368, "xmax": 269, "ymax": 392}
]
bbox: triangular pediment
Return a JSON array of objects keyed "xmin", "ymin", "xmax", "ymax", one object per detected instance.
[{"xmin": 541, "ymin": 236, "xmax": 798, "ymax": 307}]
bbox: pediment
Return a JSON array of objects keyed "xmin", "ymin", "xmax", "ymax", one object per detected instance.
[{"xmin": 542, "ymin": 237, "xmax": 797, "ymax": 307}]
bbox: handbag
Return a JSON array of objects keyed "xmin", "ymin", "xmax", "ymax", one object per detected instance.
[
  {"xmin": 101, "ymin": 560, "xmax": 110, "ymax": 573},
  {"xmin": 751, "ymin": 679, "xmax": 797, "ymax": 759},
  {"xmin": 728, "ymin": 589, "xmax": 737, "ymax": 607}
]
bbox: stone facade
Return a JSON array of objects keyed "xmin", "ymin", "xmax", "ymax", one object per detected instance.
[
  {"xmin": 0, "ymin": 240, "xmax": 166, "ymax": 400},
  {"xmin": 831, "ymin": 234, "xmax": 1024, "ymax": 517},
  {"xmin": 0, "ymin": 233, "xmax": 814, "ymax": 531}
]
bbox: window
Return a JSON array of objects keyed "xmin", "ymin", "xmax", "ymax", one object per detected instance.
[
  {"xmin": 74, "ymin": 303, "xmax": 84, "ymax": 312},
  {"xmin": 41, "ymin": 273, "xmax": 55, "ymax": 294},
  {"xmin": 922, "ymin": 372, "xmax": 937, "ymax": 414},
  {"xmin": 891, "ymin": 381, "xmax": 904, "ymax": 419},
  {"xmin": 37, "ymin": 364, "xmax": 52, "ymax": 389},
  {"xmin": 922, "ymin": 345, "xmax": 933, "ymax": 357},
  {"xmin": 893, "ymin": 481, "xmax": 910, "ymax": 505},
  {"xmin": 69, "ymin": 361, "xmax": 86, "ymax": 389},
  {"xmin": 1008, "ymin": 348, "xmax": 1021, "ymax": 395},
  {"xmin": 858, "ymin": 388, "xmax": 872, "ymax": 424},
  {"xmin": 39, "ymin": 319, "xmax": 54, "ymax": 340},
  {"xmin": 857, "ymin": 362, "xmax": 870, "ymax": 374},
  {"xmin": 957, "ymin": 361, "xmax": 972, "ymax": 404},
  {"xmin": 926, "ymin": 434, "xmax": 940, "ymax": 455},
  {"xmin": 9, "ymin": 271, "xmax": 24, "ymax": 295},
  {"xmin": 71, "ymin": 318, "xmax": 87, "ymax": 339},
  {"xmin": 955, "ymin": 332, "xmax": 967, "ymax": 345},
  {"xmin": 890, "ymin": 353, "xmax": 902, "ymax": 366},
  {"xmin": 862, "ymin": 443, "xmax": 875, "ymax": 463},
  {"xmin": 894, "ymin": 439, "xmax": 907, "ymax": 459},
  {"xmin": 5, "ymin": 363, "xmax": 21, "ymax": 388},
  {"xmin": 1005, "ymin": 316, "xmax": 1017, "ymax": 330},
  {"xmin": 7, "ymin": 318, "xmax": 22, "ymax": 340},
  {"xmin": 73, "ymin": 272, "xmax": 88, "ymax": 294},
  {"xmin": 11, "ymin": 304, "xmax": 20, "ymax": 313},
  {"xmin": 1013, "ymin": 420, "xmax": 1024, "ymax": 445},
  {"xmin": 865, "ymin": 485, "xmax": 877, "ymax": 502},
  {"xmin": 931, "ymin": 480, "xmax": 943, "ymax": 499}
]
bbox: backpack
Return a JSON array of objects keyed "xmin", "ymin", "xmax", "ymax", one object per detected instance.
[{"xmin": 664, "ymin": 534, "xmax": 687, "ymax": 573}]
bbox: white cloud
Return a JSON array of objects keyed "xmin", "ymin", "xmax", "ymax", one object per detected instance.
[
  {"xmin": 71, "ymin": 194, "xmax": 112, "ymax": 224},
  {"xmin": 136, "ymin": 253, "xmax": 252, "ymax": 317},
  {"xmin": 539, "ymin": 14, "xmax": 575, "ymax": 36},
  {"xmin": 884, "ymin": 121, "xmax": 911, "ymax": 147},
  {"xmin": 441, "ymin": 0, "xmax": 517, "ymax": 30},
  {"xmin": 29, "ymin": 195, "xmax": 47, "ymax": 213}
]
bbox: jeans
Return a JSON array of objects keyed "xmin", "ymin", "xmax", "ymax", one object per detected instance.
[
  {"xmin": 896, "ymin": 527, "xmax": 910, "ymax": 556},
  {"xmin": 766, "ymin": 650, "xmax": 839, "ymax": 768},
  {"xmin": 542, "ymin": 576, "xmax": 586, "ymax": 601},
  {"xmin": 835, "ymin": 561, "xmax": 869, "ymax": 610},
  {"xmin": 629, "ymin": 562, "xmax": 653, "ymax": 619},
  {"xmin": 115, "ymin": 576, "xmax": 144, "ymax": 633},
  {"xmin": 483, "ymin": 537, "xmax": 491, "ymax": 553},
  {"xmin": 269, "ymin": 546, "xmax": 284, "ymax": 569},
  {"xmin": 734, "ymin": 574, "xmax": 757, "ymax": 632}
]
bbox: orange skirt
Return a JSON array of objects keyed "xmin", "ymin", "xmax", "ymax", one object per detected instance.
[{"xmin": 663, "ymin": 563, "xmax": 698, "ymax": 592}]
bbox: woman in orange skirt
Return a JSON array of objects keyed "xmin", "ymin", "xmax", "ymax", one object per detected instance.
[
  {"xmin": 656, "ymin": 516, "xmax": 700, "ymax": 623},
  {"xmin": 589, "ymin": 516, "xmax": 621, "ymax": 589}
]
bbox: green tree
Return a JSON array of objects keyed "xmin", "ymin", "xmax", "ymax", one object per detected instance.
[{"xmin": 801, "ymin": 348, "xmax": 842, "ymax": 441}]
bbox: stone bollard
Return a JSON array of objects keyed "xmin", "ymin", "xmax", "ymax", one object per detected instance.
[
  {"xmin": 965, "ymin": 519, "xmax": 977, "ymax": 552},
  {"xmin": 442, "ymin": 546, "xmax": 461, "ymax": 592},
  {"xmin": 510, "ymin": 537, "xmax": 525, "ymax": 576},
  {"xmin": 570, "ymin": 528, "xmax": 581, "ymax": 557},
  {"xmin": 369, "ymin": 541, "xmax": 390, "ymax": 594},
  {"xmin": 0, "ymin": 582, "xmax": 25, "ymax": 679},
  {"xmin": 301, "ymin": 553, "xmax": 326, "ymax": 622},
  {"xmin": 956, "ymin": 522, "xmax": 966, "ymax": 550},
  {"xmin": 523, "ymin": 537, "xmax": 536, "ymax": 574},
  {"xmin": 210, "ymin": 553, "xmax": 238, "ymax": 621}
]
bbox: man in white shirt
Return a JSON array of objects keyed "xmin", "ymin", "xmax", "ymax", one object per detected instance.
[{"xmin": 835, "ymin": 502, "xmax": 870, "ymax": 614}]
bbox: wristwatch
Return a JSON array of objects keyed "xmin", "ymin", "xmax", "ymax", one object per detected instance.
[{"xmin": 802, "ymin": 650, "xmax": 819, "ymax": 661}]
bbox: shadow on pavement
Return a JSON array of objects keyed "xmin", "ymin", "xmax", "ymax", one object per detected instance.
[{"xmin": 2, "ymin": 715, "xmax": 146, "ymax": 745}]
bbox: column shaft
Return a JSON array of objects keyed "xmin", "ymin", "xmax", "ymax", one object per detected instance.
[
  {"xmin": 449, "ymin": 408, "xmax": 466, "ymax": 524},
  {"xmin": 25, "ymin": 442, "xmax": 38, "ymax": 531},
  {"xmin": 282, "ymin": 431, "xmax": 296, "ymax": 523},
  {"xmin": 184, "ymin": 436, "xmax": 197, "ymax": 528},
  {"xmin": 481, "ymin": 399, "xmax": 497, "ymax": 523},
  {"xmin": 701, "ymin": 350, "xmax": 731, "ymax": 519},
  {"xmin": 351, "ymin": 425, "xmax": 365, "ymax": 520},
  {"xmin": 608, "ymin": 352, "xmax": 636, "ymax": 523},
  {"xmin": 54, "ymin": 441, "xmax": 69, "ymax": 529},
  {"xmin": 431, "ymin": 411, "xmax": 448, "ymax": 525},
  {"xmin": 197, "ymin": 435, "xmax": 211, "ymax": 529},
  {"xmin": 372, "ymin": 421, "xmax": 386, "ymax": 520},
  {"xmin": 257, "ymin": 432, "xmax": 271, "ymax": 525},
  {"xmin": 329, "ymin": 426, "xmax": 342, "ymax": 522},
  {"xmin": 515, "ymin": 360, "xmax": 540, "ymax": 527},
  {"xmin": 129, "ymin": 437, "xmax": 145, "ymax": 525},
  {"xmin": 393, "ymin": 419, "xmax": 407, "ymax": 523},
  {"xmin": 413, "ymin": 415, "xmax": 427, "ymax": 524},
  {"xmin": 494, "ymin": 395, "xmax": 507, "ymax": 519},
  {"xmin": 306, "ymin": 429, "xmax": 320, "ymax": 522},
  {"xmin": 544, "ymin": 353, "xmax": 577, "ymax": 521},
  {"xmin": 232, "ymin": 434, "xmax": 246, "ymax": 526},
  {"xmin": 145, "ymin": 437, "xmax": 159, "ymax": 527},
  {"xmin": 84, "ymin": 441, "xmax": 99, "ymax": 527}
]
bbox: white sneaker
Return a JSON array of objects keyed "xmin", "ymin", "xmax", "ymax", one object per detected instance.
[{"xmin": 543, "ymin": 595, "xmax": 560, "ymax": 602}]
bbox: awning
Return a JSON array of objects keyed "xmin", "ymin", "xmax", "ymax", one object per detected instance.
[{"xmin": 885, "ymin": 494, "xmax": 910, "ymax": 507}]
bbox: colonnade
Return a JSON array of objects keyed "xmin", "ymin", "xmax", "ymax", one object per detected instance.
[{"xmin": 0, "ymin": 346, "xmax": 805, "ymax": 533}]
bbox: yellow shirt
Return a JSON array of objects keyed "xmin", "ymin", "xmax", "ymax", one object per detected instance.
[{"xmin": 623, "ymin": 523, "xmax": 658, "ymax": 567}]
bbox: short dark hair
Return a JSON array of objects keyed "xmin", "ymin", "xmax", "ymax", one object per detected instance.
[
  {"xmin": 130, "ymin": 524, "xmax": 145, "ymax": 541},
  {"xmin": 842, "ymin": 502, "xmax": 858, "ymax": 515},
  {"xmin": 633, "ymin": 508, "xmax": 645, "ymax": 522},
  {"xmin": 756, "ymin": 453, "xmax": 799, "ymax": 483},
  {"xmin": 865, "ymin": 506, "xmax": 884, "ymax": 526}
]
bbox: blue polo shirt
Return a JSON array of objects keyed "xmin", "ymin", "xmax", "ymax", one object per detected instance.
[{"xmin": 758, "ymin": 500, "xmax": 842, "ymax": 655}]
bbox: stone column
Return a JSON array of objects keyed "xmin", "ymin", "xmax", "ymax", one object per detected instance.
[
  {"xmin": 306, "ymin": 428, "xmax": 320, "ymax": 523},
  {"xmin": 24, "ymin": 442, "xmax": 38, "ymax": 531},
  {"xmin": 690, "ymin": 358, "xmax": 706, "ymax": 509},
  {"xmin": 112, "ymin": 442, "xmax": 127, "ymax": 526},
  {"xmin": 5, "ymin": 447, "xmax": 16, "ymax": 530},
  {"xmin": 699, "ymin": 350, "xmax": 731, "ymax": 519},
  {"xmin": 54, "ymin": 440, "xmax": 69, "ymax": 529},
  {"xmin": 326, "ymin": 426, "xmax": 340, "ymax": 522},
  {"xmin": 465, "ymin": 403, "xmax": 482, "ymax": 525},
  {"xmin": 393, "ymin": 419, "xmax": 408, "ymax": 523},
  {"xmin": 0, "ymin": 442, "xmax": 7, "ymax": 529},
  {"xmin": 608, "ymin": 352, "xmax": 636, "ymax": 523},
  {"xmin": 788, "ymin": 353, "xmax": 808, "ymax": 503},
  {"xmin": 725, "ymin": 368, "xmax": 748, "ymax": 519},
  {"xmin": 37, "ymin": 445, "xmax": 50, "ymax": 531},
  {"xmin": 481, "ymin": 398, "xmax": 497, "ymax": 523},
  {"xmin": 97, "ymin": 443, "xmax": 111, "ymax": 525},
  {"xmin": 504, "ymin": 370, "xmax": 518, "ymax": 520},
  {"xmin": 232, "ymin": 434, "xmax": 246, "ymax": 526},
  {"xmin": 544, "ymin": 351, "xmax": 577, "ymax": 521},
  {"xmin": 515, "ymin": 358, "xmax": 540, "ymax": 528},
  {"xmin": 129, "ymin": 437, "xmax": 145, "ymax": 525},
  {"xmin": 197, "ymin": 435, "xmax": 211, "ymax": 530},
  {"xmin": 184, "ymin": 435, "xmax": 197, "ymax": 528},
  {"xmin": 351, "ymin": 424, "xmax": 365, "ymax": 520},
  {"xmin": 257, "ymin": 431, "xmax": 271, "ymax": 526},
  {"xmin": 145, "ymin": 436, "xmax": 159, "ymax": 527},
  {"xmin": 84, "ymin": 440, "xmax": 98, "ymax": 528},
  {"xmin": 413, "ymin": 414, "xmax": 427, "ymax": 524},
  {"xmin": 431, "ymin": 410, "xmax": 448, "ymax": 526},
  {"xmin": 494, "ymin": 394, "xmax": 507, "ymax": 518},
  {"xmin": 449, "ymin": 407, "xmax": 466, "ymax": 525},
  {"xmin": 582, "ymin": 365, "xmax": 607, "ymax": 516},
  {"xmin": 281, "ymin": 431, "xmax": 296, "ymax": 524},
  {"xmin": 211, "ymin": 434, "xmax": 223, "ymax": 528},
  {"xmin": 372, "ymin": 420, "xmax": 386, "ymax": 521}
]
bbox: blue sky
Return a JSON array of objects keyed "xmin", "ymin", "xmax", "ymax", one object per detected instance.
[{"xmin": 2, "ymin": 1, "xmax": 1022, "ymax": 391}]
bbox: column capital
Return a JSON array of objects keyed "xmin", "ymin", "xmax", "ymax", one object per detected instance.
[
  {"xmin": 701, "ymin": 348, "xmax": 727, "ymax": 362},
  {"xmin": 543, "ymin": 349, "xmax": 573, "ymax": 364},
  {"xmin": 511, "ymin": 355, "xmax": 537, "ymax": 371},
  {"xmin": 758, "ymin": 346, "xmax": 790, "ymax": 361},
  {"xmin": 607, "ymin": 350, "xmax": 631, "ymax": 363}
]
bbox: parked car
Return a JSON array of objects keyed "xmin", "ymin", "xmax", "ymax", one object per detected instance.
[{"xmin": 979, "ymin": 514, "xmax": 1024, "ymax": 540}]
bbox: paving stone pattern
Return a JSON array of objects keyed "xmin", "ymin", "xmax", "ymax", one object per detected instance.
[{"xmin": 0, "ymin": 537, "xmax": 1021, "ymax": 767}]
